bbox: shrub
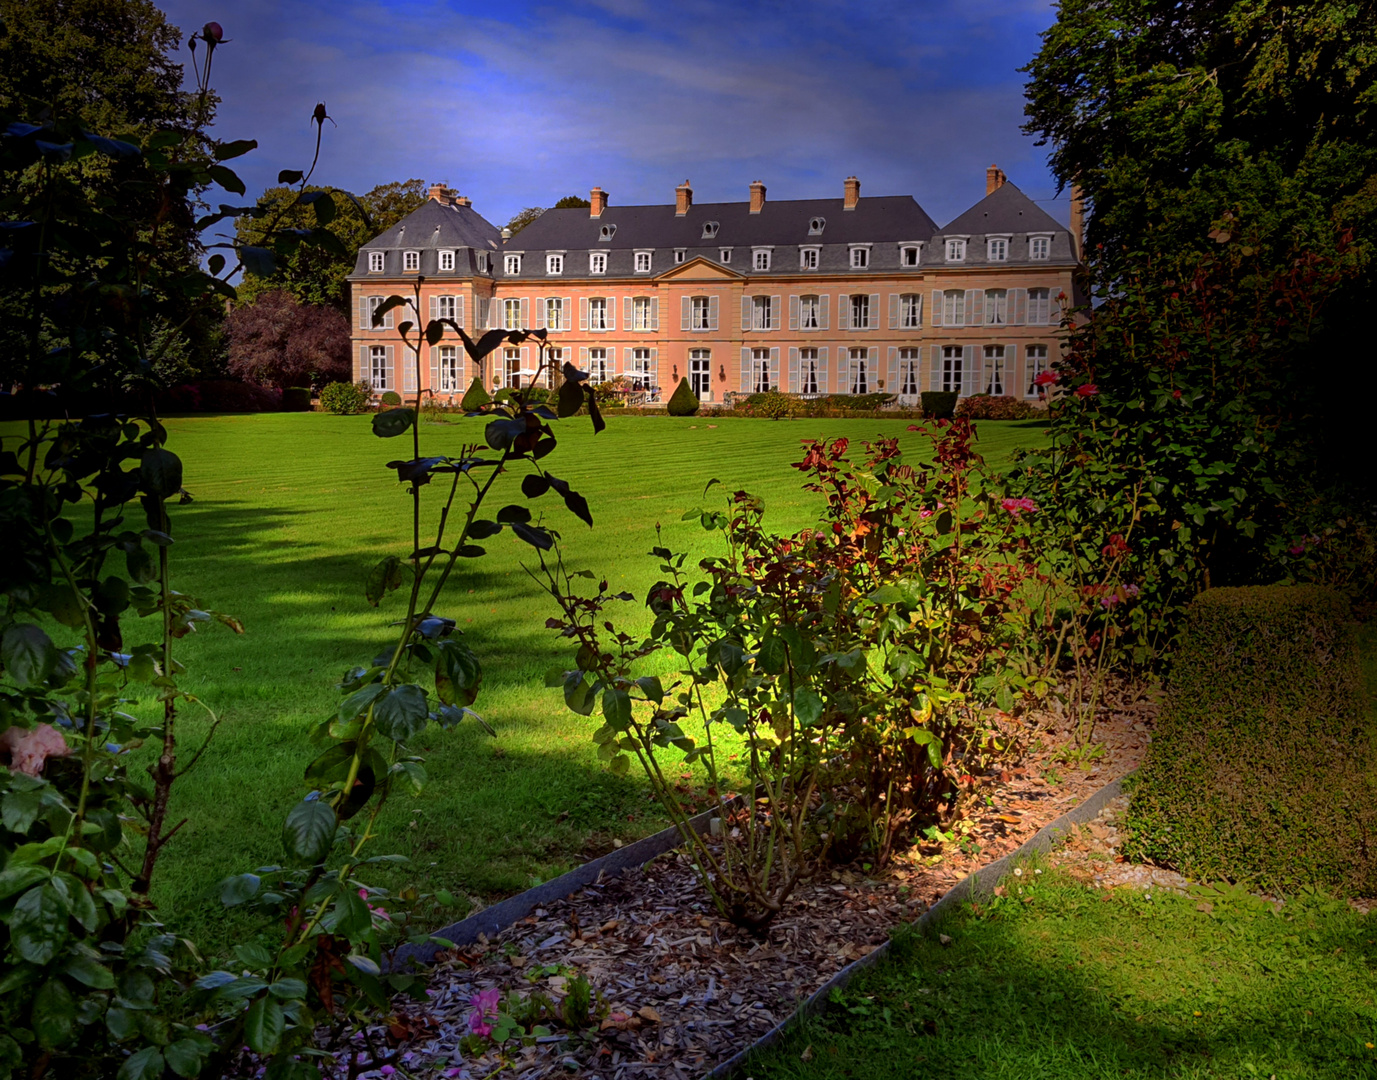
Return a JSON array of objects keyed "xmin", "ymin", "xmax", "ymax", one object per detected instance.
[
  {"xmin": 156, "ymin": 378, "xmax": 282, "ymax": 413},
  {"xmin": 225, "ymin": 289, "xmax": 351, "ymax": 389},
  {"xmin": 320, "ymin": 380, "xmax": 372, "ymax": 415},
  {"xmin": 380, "ymin": 389, "xmax": 403, "ymax": 406},
  {"xmin": 1123, "ymin": 585, "xmax": 1376, "ymax": 893},
  {"xmin": 955, "ymin": 394, "xmax": 1039, "ymax": 420},
  {"xmin": 743, "ymin": 391, "xmax": 805, "ymax": 419},
  {"xmin": 282, "ymin": 385, "xmax": 312, "ymax": 411},
  {"xmin": 921, "ymin": 391, "xmax": 958, "ymax": 419},
  {"xmin": 667, "ymin": 377, "xmax": 700, "ymax": 416}
]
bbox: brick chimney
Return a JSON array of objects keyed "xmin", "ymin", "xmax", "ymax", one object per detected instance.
[
  {"xmin": 749, "ymin": 180, "xmax": 766, "ymax": 214},
  {"xmin": 1069, "ymin": 182, "xmax": 1085, "ymax": 259},
  {"xmin": 589, "ymin": 186, "xmax": 608, "ymax": 218},
  {"xmin": 427, "ymin": 183, "xmax": 448, "ymax": 203},
  {"xmin": 454, "ymin": 194, "xmax": 471, "ymax": 208},
  {"xmin": 843, "ymin": 175, "xmax": 860, "ymax": 210},
  {"xmin": 675, "ymin": 179, "xmax": 693, "ymax": 216},
  {"xmin": 985, "ymin": 165, "xmax": 1008, "ymax": 196}
]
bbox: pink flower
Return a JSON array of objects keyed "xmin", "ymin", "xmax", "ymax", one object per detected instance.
[
  {"xmin": 1032, "ymin": 371, "xmax": 1058, "ymax": 387},
  {"xmin": 1074, "ymin": 383, "xmax": 1099, "ymax": 398},
  {"xmin": 919, "ymin": 509, "xmax": 933, "ymax": 518},
  {"xmin": 1288, "ymin": 544, "xmax": 1305, "ymax": 555},
  {"xmin": 1124, "ymin": 584, "xmax": 1140, "ymax": 597},
  {"xmin": 1100, "ymin": 593, "xmax": 1121, "ymax": 608},
  {"xmin": 380, "ymin": 1068, "xmax": 395, "ymax": 1077},
  {"xmin": 0, "ymin": 724, "xmax": 71, "ymax": 776},
  {"xmin": 468, "ymin": 986, "xmax": 501, "ymax": 1037},
  {"xmin": 1172, "ymin": 389, "xmax": 1182, "ymax": 399},
  {"xmin": 1001, "ymin": 497, "xmax": 1038, "ymax": 516},
  {"xmin": 203, "ymin": 21, "xmax": 223, "ymax": 42}
]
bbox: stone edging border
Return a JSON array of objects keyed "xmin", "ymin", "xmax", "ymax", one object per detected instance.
[{"xmin": 702, "ymin": 773, "xmax": 1132, "ymax": 1080}]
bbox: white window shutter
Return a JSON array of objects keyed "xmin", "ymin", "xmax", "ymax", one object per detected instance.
[
  {"xmin": 358, "ymin": 294, "xmax": 366, "ymax": 331},
  {"xmin": 607, "ymin": 298, "xmax": 616, "ymax": 331},
  {"xmin": 623, "ymin": 296, "xmax": 632, "ymax": 329},
  {"xmin": 579, "ymin": 346, "xmax": 588, "ymax": 367},
  {"xmin": 650, "ymin": 348, "xmax": 658, "ymax": 381},
  {"xmin": 492, "ymin": 297, "xmax": 504, "ymax": 330},
  {"xmin": 358, "ymin": 344, "xmax": 368, "ymax": 383},
  {"xmin": 819, "ymin": 294, "xmax": 830, "ymax": 330},
  {"xmin": 930, "ymin": 346, "xmax": 943, "ymax": 391},
  {"xmin": 622, "ymin": 347, "xmax": 631, "ymax": 374},
  {"xmin": 429, "ymin": 295, "xmax": 438, "ymax": 321},
  {"xmin": 520, "ymin": 298, "xmax": 529, "ymax": 327},
  {"xmin": 384, "ymin": 303, "xmax": 393, "ymax": 330},
  {"xmin": 889, "ymin": 293, "xmax": 900, "ymax": 330},
  {"xmin": 839, "ymin": 294, "xmax": 850, "ymax": 330},
  {"xmin": 887, "ymin": 346, "xmax": 898, "ymax": 390},
  {"xmin": 962, "ymin": 345, "xmax": 977, "ymax": 397},
  {"xmin": 404, "ymin": 347, "xmax": 417, "ymax": 392},
  {"xmin": 1010, "ymin": 288, "xmax": 1027, "ymax": 325},
  {"xmin": 1006, "ymin": 344, "xmax": 1018, "ymax": 394},
  {"xmin": 741, "ymin": 296, "xmax": 752, "ymax": 331},
  {"xmin": 534, "ymin": 296, "xmax": 545, "ymax": 329},
  {"xmin": 740, "ymin": 347, "xmax": 751, "ymax": 393},
  {"xmin": 580, "ymin": 297, "xmax": 589, "ymax": 331},
  {"xmin": 385, "ymin": 345, "xmax": 395, "ymax": 390},
  {"xmin": 771, "ymin": 295, "xmax": 781, "ymax": 331},
  {"xmin": 818, "ymin": 347, "xmax": 829, "ymax": 393},
  {"xmin": 681, "ymin": 296, "xmax": 691, "ymax": 331},
  {"xmin": 770, "ymin": 347, "xmax": 780, "ymax": 389},
  {"xmin": 869, "ymin": 293, "xmax": 880, "ymax": 330},
  {"xmin": 789, "ymin": 295, "xmax": 800, "ymax": 331},
  {"xmin": 650, "ymin": 298, "xmax": 659, "ymax": 330},
  {"xmin": 456, "ymin": 295, "xmax": 466, "ymax": 328},
  {"xmin": 931, "ymin": 289, "xmax": 943, "ymax": 327},
  {"xmin": 966, "ymin": 289, "xmax": 982, "ymax": 326},
  {"xmin": 868, "ymin": 347, "xmax": 879, "ymax": 385},
  {"xmin": 788, "ymin": 347, "xmax": 800, "ymax": 391},
  {"xmin": 430, "ymin": 346, "xmax": 439, "ymax": 392},
  {"xmin": 709, "ymin": 295, "xmax": 719, "ymax": 330}
]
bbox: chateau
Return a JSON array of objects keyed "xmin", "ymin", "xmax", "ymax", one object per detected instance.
[{"xmin": 348, "ymin": 168, "xmax": 1081, "ymax": 404}]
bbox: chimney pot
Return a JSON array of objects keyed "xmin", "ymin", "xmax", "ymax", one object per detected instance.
[
  {"xmin": 428, "ymin": 183, "xmax": 448, "ymax": 203},
  {"xmin": 675, "ymin": 179, "xmax": 693, "ymax": 216},
  {"xmin": 454, "ymin": 194, "xmax": 471, "ymax": 208},
  {"xmin": 985, "ymin": 165, "xmax": 1008, "ymax": 196},
  {"xmin": 589, "ymin": 186, "xmax": 608, "ymax": 218},
  {"xmin": 843, "ymin": 175, "xmax": 860, "ymax": 210},
  {"xmin": 749, "ymin": 180, "xmax": 766, "ymax": 214}
]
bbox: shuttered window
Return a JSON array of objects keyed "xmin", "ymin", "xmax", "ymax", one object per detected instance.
[
  {"xmin": 403, "ymin": 251, "xmax": 419, "ymax": 272},
  {"xmin": 848, "ymin": 348, "xmax": 869, "ymax": 394},
  {"xmin": 588, "ymin": 348, "xmax": 609, "ymax": 383},
  {"xmin": 1026, "ymin": 344, "xmax": 1049, "ymax": 396},
  {"xmin": 987, "ymin": 238, "xmax": 1008, "ymax": 261},
  {"xmin": 941, "ymin": 290, "xmax": 965, "ymax": 326},
  {"xmin": 850, "ymin": 294, "xmax": 869, "ymax": 329},
  {"xmin": 439, "ymin": 250, "xmax": 455, "ymax": 271},
  {"xmin": 691, "ymin": 296, "xmax": 711, "ymax": 331},
  {"xmin": 945, "ymin": 239, "xmax": 966, "ymax": 262},
  {"xmin": 941, "ymin": 345, "xmax": 963, "ymax": 393},
  {"xmin": 750, "ymin": 349, "xmax": 772, "ymax": 393},
  {"xmin": 985, "ymin": 289, "xmax": 1008, "ymax": 326},
  {"xmin": 547, "ymin": 254, "xmax": 564, "ymax": 274},
  {"xmin": 1030, "ymin": 236, "xmax": 1050, "ymax": 260},
  {"xmin": 900, "ymin": 294, "xmax": 922, "ymax": 329},
  {"xmin": 545, "ymin": 298, "xmax": 564, "ymax": 331},
  {"xmin": 588, "ymin": 298, "xmax": 608, "ymax": 331},
  {"xmin": 589, "ymin": 252, "xmax": 607, "ymax": 275},
  {"xmin": 800, "ymin": 247, "xmax": 819, "ymax": 270},
  {"xmin": 438, "ymin": 346, "xmax": 461, "ymax": 393},
  {"xmin": 984, "ymin": 345, "xmax": 1006, "ymax": 395},
  {"xmin": 899, "ymin": 348, "xmax": 920, "ymax": 395},
  {"xmin": 368, "ymin": 251, "xmax": 384, "ymax": 272},
  {"xmin": 799, "ymin": 348, "xmax": 820, "ymax": 395},
  {"xmin": 1028, "ymin": 288, "xmax": 1051, "ymax": 326},
  {"xmin": 369, "ymin": 346, "xmax": 390, "ymax": 390}
]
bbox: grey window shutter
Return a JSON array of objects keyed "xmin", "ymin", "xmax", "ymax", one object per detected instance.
[
  {"xmin": 383, "ymin": 303, "xmax": 393, "ymax": 330},
  {"xmin": 930, "ymin": 346, "xmax": 943, "ymax": 391},
  {"xmin": 358, "ymin": 294, "xmax": 367, "ymax": 331},
  {"xmin": 430, "ymin": 346, "xmax": 439, "ymax": 393},
  {"xmin": 520, "ymin": 346, "xmax": 530, "ymax": 379},
  {"xmin": 887, "ymin": 346, "xmax": 898, "ymax": 390},
  {"xmin": 1011, "ymin": 288, "xmax": 1027, "ymax": 325},
  {"xmin": 562, "ymin": 297, "xmax": 572, "ymax": 329},
  {"xmin": 965, "ymin": 289, "xmax": 982, "ymax": 326},
  {"xmin": 622, "ymin": 347, "xmax": 632, "ymax": 374},
  {"xmin": 405, "ymin": 346, "xmax": 418, "ymax": 392},
  {"xmin": 681, "ymin": 296, "xmax": 692, "ymax": 331},
  {"xmin": 650, "ymin": 298, "xmax": 659, "ymax": 330},
  {"xmin": 607, "ymin": 298, "xmax": 616, "ymax": 331},
  {"xmin": 623, "ymin": 296, "xmax": 633, "ymax": 329},
  {"xmin": 456, "ymin": 294, "xmax": 465, "ymax": 328},
  {"xmin": 1006, "ymin": 344, "xmax": 1018, "ymax": 395},
  {"xmin": 869, "ymin": 293, "xmax": 880, "ymax": 330},
  {"xmin": 650, "ymin": 348, "xmax": 658, "ymax": 381},
  {"xmin": 520, "ymin": 298, "xmax": 529, "ymax": 328},
  {"xmin": 889, "ymin": 293, "xmax": 900, "ymax": 329},
  {"xmin": 819, "ymin": 294, "xmax": 830, "ymax": 330},
  {"xmin": 741, "ymin": 296, "xmax": 752, "ymax": 331},
  {"xmin": 429, "ymin": 295, "xmax": 438, "ymax": 321},
  {"xmin": 789, "ymin": 295, "xmax": 800, "ymax": 331},
  {"xmin": 385, "ymin": 345, "xmax": 395, "ymax": 390},
  {"xmin": 580, "ymin": 297, "xmax": 589, "ymax": 331},
  {"xmin": 534, "ymin": 296, "xmax": 545, "ymax": 329},
  {"xmin": 709, "ymin": 295, "xmax": 719, "ymax": 330},
  {"xmin": 839, "ymin": 294, "xmax": 850, "ymax": 330},
  {"xmin": 770, "ymin": 347, "xmax": 780, "ymax": 389},
  {"xmin": 868, "ymin": 347, "xmax": 880, "ymax": 388},
  {"xmin": 359, "ymin": 344, "xmax": 368, "ymax": 384},
  {"xmin": 579, "ymin": 346, "xmax": 588, "ymax": 368},
  {"xmin": 819, "ymin": 347, "xmax": 829, "ymax": 393},
  {"xmin": 962, "ymin": 345, "xmax": 977, "ymax": 397},
  {"xmin": 788, "ymin": 347, "xmax": 800, "ymax": 391},
  {"xmin": 771, "ymin": 295, "xmax": 781, "ymax": 331},
  {"xmin": 740, "ymin": 347, "xmax": 751, "ymax": 393},
  {"xmin": 931, "ymin": 289, "xmax": 943, "ymax": 327}
]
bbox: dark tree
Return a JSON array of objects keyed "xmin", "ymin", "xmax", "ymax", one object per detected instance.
[
  {"xmin": 553, "ymin": 195, "xmax": 591, "ymax": 209},
  {"xmin": 505, "ymin": 206, "xmax": 544, "ymax": 235},
  {"xmin": 225, "ymin": 291, "xmax": 350, "ymax": 390}
]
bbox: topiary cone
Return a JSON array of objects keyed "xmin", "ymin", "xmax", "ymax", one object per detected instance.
[{"xmin": 667, "ymin": 377, "xmax": 700, "ymax": 416}]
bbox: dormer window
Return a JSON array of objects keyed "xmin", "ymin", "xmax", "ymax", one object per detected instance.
[
  {"xmin": 800, "ymin": 246, "xmax": 820, "ymax": 270},
  {"xmin": 599, "ymin": 224, "xmax": 616, "ymax": 241},
  {"xmin": 505, "ymin": 253, "xmax": 522, "ymax": 275},
  {"xmin": 849, "ymin": 245, "xmax": 871, "ymax": 269},
  {"xmin": 368, "ymin": 251, "xmax": 384, "ymax": 273},
  {"xmin": 547, "ymin": 253, "xmax": 564, "ymax": 274},
  {"xmin": 674, "ymin": 249, "xmax": 686, "ymax": 264},
  {"xmin": 1029, "ymin": 235, "xmax": 1051, "ymax": 260},
  {"xmin": 900, "ymin": 244, "xmax": 920, "ymax": 268},
  {"xmin": 589, "ymin": 252, "xmax": 607, "ymax": 275},
  {"xmin": 945, "ymin": 238, "xmax": 967, "ymax": 262},
  {"xmin": 720, "ymin": 248, "xmax": 732, "ymax": 263},
  {"xmin": 403, "ymin": 250, "xmax": 419, "ymax": 272},
  {"xmin": 477, "ymin": 252, "xmax": 489, "ymax": 273},
  {"xmin": 752, "ymin": 248, "xmax": 772, "ymax": 271},
  {"xmin": 808, "ymin": 217, "xmax": 826, "ymax": 236},
  {"xmin": 987, "ymin": 237, "xmax": 1009, "ymax": 262},
  {"xmin": 438, "ymin": 250, "xmax": 455, "ymax": 272},
  {"xmin": 702, "ymin": 221, "xmax": 720, "ymax": 239},
  {"xmin": 634, "ymin": 250, "xmax": 652, "ymax": 273}
]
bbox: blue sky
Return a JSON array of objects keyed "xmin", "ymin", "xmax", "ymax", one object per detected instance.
[{"xmin": 160, "ymin": 0, "xmax": 1068, "ymax": 230}]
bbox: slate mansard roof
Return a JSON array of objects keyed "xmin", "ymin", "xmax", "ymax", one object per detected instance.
[
  {"xmin": 924, "ymin": 182, "xmax": 1077, "ymax": 267},
  {"xmin": 348, "ymin": 197, "xmax": 502, "ymax": 278}
]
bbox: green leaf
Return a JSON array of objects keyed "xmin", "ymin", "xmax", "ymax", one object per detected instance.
[
  {"xmin": 105, "ymin": 1006, "xmax": 137, "ymax": 1041},
  {"xmin": 496, "ymin": 503, "xmax": 531, "ymax": 524},
  {"xmin": 139, "ymin": 447, "xmax": 183, "ymax": 499},
  {"xmin": 282, "ymin": 799, "xmax": 337, "ymax": 864},
  {"xmin": 563, "ymin": 673, "xmax": 594, "ymax": 716},
  {"xmin": 208, "ymin": 163, "xmax": 246, "ymax": 195},
  {"xmin": 346, "ymin": 953, "xmax": 380, "ymax": 976},
  {"xmin": 609, "ymin": 754, "xmax": 631, "ymax": 776},
  {"xmin": 11, "ymin": 883, "xmax": 69, "ymax": 964},
  {"xmin": 510, "ymin": 522, "xmax": 553, "ymax": 550},
  {"xmin": 756, "ymin": 634, "xmax": 788, "ymax": 675},
  {"xmin": 793, "ymin": 688, "xmax": 825, "ymax": 727},
  {"xmin": 267, "ymin": 977, "xmax": 308, "ymax": 1000},
  {"xmin": 0, "ymin": 864, "xmax": 47, "ymax": 899},
  {"xmin": 0, "ymin": 1036, "xmax": 21, "ymax": 1078},
  {"xmin": 485, "ymin": 418, "xmax": 528, "ymax": 452},
  {"xmin": 165, "ymin": 1035, "xmax": 213, "ymax": 1078},
  {"xmin": 338, "ymin": 682, "xmax": 385, "ymax": 725},
  {"xmin": 371, "ymin": 408, "xmax": 415, "ymax": 439},
  {"xmin": 219, "ymin": 873, "xmax": 261, "ymax": 907},
  {"xmin": 364, "ymin": 555, "xmax": 411, "ymax": 607},
  {"xmin": 213, "ymin": 138, "xmax": 257, "ymax": 161},
  {"xmin": 57, "ymin": 947, "xmax": 115, "ymax": 989},
  {"xmin": 244, "ymin": 995, "xmax": 285, "ymax": 1055},
  {"xmin": 602, "ymin": 687, "xmax": 633, "ymax": 731},
  {"xmin": 1, "ymin": 789, "xmax": 42, "ymax": 834},
  {"xmin": 393, "ymin": 760, "xmax": 427, "ymax": 795},
  {"xmin": 635, "ymin": 675, "xmax": 664, "ymax": 704},
  {"xmin": 31, "ymin": 978, "xmax": 76, "ymax": 1049},
  {"xmin": 373, "ymin": 684, "xmax": 430, "ymax": 741},
  {"xmin": 125, "ymin": 543, "xmax": 156, "ymax": 584},
  {"xmin": 2, "ymin": 624, "xmax": 57, "ymax": 686},
  {"xmin": 467, "ymin": 519, "xmax": 502, "ymax": 539},
  {"xmin": 238, "ymin": 245, "xmax": 275, "ymax": 277},
  {"xmin": 324, "ymin": 889, "xmax": 371, "ymax": 936},
  {"xmin": 867, "ymin": 584, "xmax": 904, "ymax": 604}
]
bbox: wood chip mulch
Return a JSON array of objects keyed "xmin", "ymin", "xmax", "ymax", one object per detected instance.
[{"xmin": 349, "ymin": 682, "xmax": 1158, "ymax": 1080}]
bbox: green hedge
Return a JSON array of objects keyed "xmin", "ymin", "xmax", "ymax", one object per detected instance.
[
  {"xmin": 1122, "ymin": 585, "xmax": 1376, "ymax": 893},
  {"xmin": 920, "ymin": 391, "xmax": 957, "ymax": 419}
]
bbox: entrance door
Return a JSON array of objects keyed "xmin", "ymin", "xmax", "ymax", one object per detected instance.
[{"xmin": 690, "ymin": 353, "xmax": 712, "ymax": 401}]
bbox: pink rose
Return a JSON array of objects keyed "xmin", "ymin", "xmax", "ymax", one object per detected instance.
[
  {"xmin": 0, "ymin": 724, "xmax": 72, "ymax": 776},
  {"xmin": 1074, "ymin": 383, "xmax": 1099, "ymax": 398}
]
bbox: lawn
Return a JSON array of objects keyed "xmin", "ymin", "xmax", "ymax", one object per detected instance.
[
  {"xmin": 744, "ymin": 866, "xmax": 1377, "ymax": 1079},
  {"xmin": 96, "ymin": 412, "xmax": 1047, "ymax": 952}
]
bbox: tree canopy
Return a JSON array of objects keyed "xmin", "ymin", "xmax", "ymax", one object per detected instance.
[{"xmin": 225, "ymin": 289, "xmax": 350, "ymax": 389}]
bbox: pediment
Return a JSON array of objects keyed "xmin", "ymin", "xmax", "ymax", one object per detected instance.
[{"xmin": 655, "ymin": 256, "xmax": 744, "ymax": 282}]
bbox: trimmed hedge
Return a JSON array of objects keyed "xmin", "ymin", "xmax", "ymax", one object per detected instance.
[
  {"xmin": 282, "ymin": 386, "xmax": 312, "ymax": 412},
  {"xmin": 319, "ymin": 381, "xmax": 371, "ymax": 415},
  {"xmin": 667, "ymin": 378, "xmax": 700, "ymax": 416},
  {"xmin": 1123, "ymin": 585, "xmax": 1376, "ymax": 894},
  {"xmin": 920, "ymin": 391, "xmax": 957, "ymax": 419}
]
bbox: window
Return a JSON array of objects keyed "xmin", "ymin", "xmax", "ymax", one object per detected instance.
[
  {"xmin": 403, "ymin": 250, "xmax": 419, "ymax": 272},
  {"xmin": 850, "ymin": 246, "xmax": 870, "ymax": 269},
  {"xmin": 1028, "ymin": 287, "xmax": 1051, "ymax": 326},
  {"xmin": 438, "ymin": 345, "xmax": 460, "ymax": 393},
  {"xmin": 899, "ymin": 348, "xmax": 919, "ymax": 396},
  {"xmin": 545, "ymin": 347, "xmax": 562, "ymax": 388},
  {"xmin": 690, "ymin": 349, "xmax": 711, "ymax": 399},
  {"xmin": 628, "ymin": 348, "xmax": 653, "ymax": 389},
  {"xmin": 753, "ymin": 249, "xmax": 771, "ymax": 271},
  {"xmin": 799, "ymin": 294, "xmax": 820, "ymax": 330},
  {"xmin": 848, "ymin": 347, "xmax": 869, "ymax": 395},
  {"xmin": 436, "ymin": 295, "xmax": 457, "ymax": 322},
  {"xmin": 900, "ymin": 294, "xmax": 922, "ymax": 329},
  {"xmin": 589, "ymin": 252, "xmax": 607, "ymax": 275},
  {"xmin": 369, "ymin": 345, "xmax": 389, "ymax": 389},
  {"xmin": 752, "ymin": 295, "xmax": 774, "ymax": 331},
  {"xmin": 1030, "ymin": 236, "xmax": 1051, "ymax": 260},
  {"xmin": 1026, "ymin": 344, "xmax": 1049, "ymax": 397},
  {"xmin": 720, "ymin": 248, "xmax": 732, "ymax": 263},
  {"xmin": 632, "ymin": 297, "xmax": 652, "ymax": 331},
  {"xmin": 368, "ymin": 251, "xmax": 384, "ymax": 273},
  {"xmin": 691, "ymin": 296, "xmax": 712, "ymax": 331},
  {"xmin": 985, "ymin": 289, "xmax": 1008, "ymax": 326},
  {"xmin": 635, "ymin": 251, "xmax": 652, "ymax": 273},
  {"xmin": 497, "ymin": 346, "xmax": 523, "ymax": 389},
  {"xmin": 366, "ymin": 295, "xmax": 392, "ymax": 330},
  {"xmin": 599, "ymin": 224, "xmax": 616, "ymax": 240},
  {"xmin": 674, "ymin": 249, "xmax": 686, "ymax": 264},
  {"xmin": 945, "ymin": 238, "xmax": 966, "ymax": 262},
  {"xmin": 941, "ymin": 289, "xmax": 965, "ymax": 326},
  {"xmin": 984, "ymin": 345, "xmax": 1006, "ymax": 395},
  {"xmin": 547, "ymin": 253, "xmax": 564, "ymax": 275},
  {"xmin": 503, "ymin": 298, "xmax": 522, "ymax": 330},
  {"xmin": 588, "ymin": 297, "xmax": 608, "ymax": 331},
  {"xmin": 587, "ymin": 348, "xmax": 608, "ymax": 383},
  {"xmin": 850, "ymin": 294, "xmax": 870, "ymax": 329},
  {"xmin": 987, "ymin": 238, "xmax": 1008, "ymax": 262},
  {"xmin": 808, "ymin": 217, "xmax": 826, "ymax": 236},
  {"xmin": 900, "ymin": 245, "xmax": 920, "ymax": 267},
  {"xmin": 799, "ymin": 347, "xmax": 820, "ymax": 394},
  {"xmin": 800, "ymin": 247, "xmax": 819, "ymax": 270},
  {"xmin": 751, "ymin": 348, "xmax": 772, "ymax": 393},
  {"xmin": 505, "ymin": 254, "xmax": 522, "ymax": 275},
  {"xmin": 439, "ymin": 250, "xmax": 455, "ymax": 272},
  {"xmin": 545, "ymin": 297, "xmax": 565, "ymax": 331},
  {"xmin": 941, "ymin": 345, "xmax": 963, "ymax": 393},
  {"xmin": 702, "ymin": 221, "xmax": 719, "ymax": 239},
  {"xmin": 477, "ymin": 252, "xmax": 489, "ymax": 273}
]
